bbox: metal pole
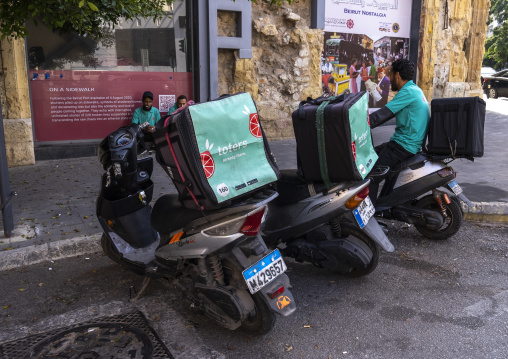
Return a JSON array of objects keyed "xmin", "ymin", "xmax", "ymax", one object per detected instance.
[{"xmin": 0, "ymin": 100, "xmax": 14, "ymax": 238}]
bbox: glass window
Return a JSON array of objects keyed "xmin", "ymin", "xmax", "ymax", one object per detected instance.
[{"xmin": 26, "ymin": 0, "xmax": 193, "ymax": 142}]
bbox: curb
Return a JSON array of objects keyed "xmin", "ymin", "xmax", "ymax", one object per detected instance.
[
  {"xmin": 461, "ymin": 201, "xmax": 508, "ymax": 223},
  {"xmin": 0, "ymin": 234, "xmax": 101, "ymax": 271},
  {"xmin": 1, "ymin": 201, "xmax": 507, "ymax": 271}
]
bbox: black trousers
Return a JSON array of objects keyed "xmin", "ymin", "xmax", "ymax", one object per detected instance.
[{"xmin": 369, "ymin": 141, "xmax": 413, "ymax": 205}]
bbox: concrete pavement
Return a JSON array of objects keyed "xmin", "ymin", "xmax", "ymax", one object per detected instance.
[{"xmin": 1, "ymin": 98, "xmax": 507, "ymax": 271}]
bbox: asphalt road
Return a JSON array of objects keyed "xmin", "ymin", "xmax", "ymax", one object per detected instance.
[
  {"xmin": 186, "ymin": 220, "xmax": 508, "ymax": 359},
  {"xmin": 1, "ymin": 221, "xmax": 507, "ymax": 359},
  {"xmin": 1, "ymin": 97, "xmax": 507, "ymax": 358}
]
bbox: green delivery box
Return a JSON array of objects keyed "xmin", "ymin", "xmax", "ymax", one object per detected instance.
[
  {"xmin": 153, "ymin": 93, "xmax": 280, "ymax": 210},
  {"xmin": 293, "ymin": 92, "xmax": 378, "ymax": 186}
]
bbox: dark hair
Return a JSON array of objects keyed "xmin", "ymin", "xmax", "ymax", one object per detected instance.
[
  {"xmin": 351, "ymin": 58, "xmax": 357, "ymax": 64},
  {"xmin": 142, "ymin": 91, "xmax": 153, "ymax": 100},
  {"xmin": 177, "ymin": 95, "xmax": 187, "ymax": 101},
  {"xmin": 391, "ymin": 59, "xmax": 415, "ymax": 81}
]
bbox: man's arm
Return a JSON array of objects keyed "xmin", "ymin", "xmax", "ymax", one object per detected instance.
[{"xmin": 369, "ymin": 107, "xmax": 395, "ymax": 129}]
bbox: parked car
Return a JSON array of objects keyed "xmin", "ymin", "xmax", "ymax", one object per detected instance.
[
  {"xmin": 480, "ymin": 67, "xmax": 497, "ymax": 84},
  {"xmin": 481, "ymin": 66, "xmax": 497, "ymax": 77},
  {"xmin": 482, "ymin": 69, "xmax": 508, "ymax": 99}
]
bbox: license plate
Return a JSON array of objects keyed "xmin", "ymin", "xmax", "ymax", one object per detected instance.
[
  {"xmin": 243, "ymin": 249, "xmax": 287, "ymax": 294},
  {"xmin": 448, "ymin": 180, "xmax": 463, "ymax": 195},
  {"xmin": 353, "ymin": 196, "xmax": 375, "ymax": 229}
]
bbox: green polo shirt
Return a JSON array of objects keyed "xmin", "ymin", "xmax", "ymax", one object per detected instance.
[
  {"xmin": 132, "ymin": 107, "xmax": 161, "ymax": 126},
  {"xmin": 386, "ymin": 80, "xmax": 430, "ymax": 154},
  {"xmin": 369, "ymin": 64, "xmax": 377, "ymax": 79}
]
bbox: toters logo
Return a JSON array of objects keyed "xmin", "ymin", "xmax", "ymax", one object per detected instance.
[
  {"xmin": 201, "ymin": 139, "xmax": 215, "ymax": 179},
  {"xmin": 243, "ymin": 105, "xmax": 262, "ymax": 138},
  {"xmin": 392, "ymin": 23, "xmax": 400, "ymax": 33},
  {"xmin": 346, "ymin": 19, "xmax": 354, "ymax": 29}
]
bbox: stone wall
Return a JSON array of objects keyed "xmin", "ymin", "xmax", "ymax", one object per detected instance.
[
  {"xmin": 0, "ymin": 37, "xmax": 35, "ymax": 167},
  {"xmin": 217, "ymin": 0, "xmax": 322, "ymax": 140},
  {"xmin": 418, "ymin": 0, "xmax": 491, "ymax": 100},
  {"xmin": 216, "ymin": 0, "xmax": 491, "ymax": 141}
]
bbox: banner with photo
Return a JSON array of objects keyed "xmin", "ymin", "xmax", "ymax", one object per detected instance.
[{"xmin": 321, "ymin": 0, "xmax": 413, "ymax": 108}]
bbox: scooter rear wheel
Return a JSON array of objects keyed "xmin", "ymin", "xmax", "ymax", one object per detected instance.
[
  {"xmin": 415, "ymin": 195, "xmax": 463, "ymax": 240},
  {"xmin": 335, "ymin": 223, "xmax": 380, "ymax": 278},
  {"xmin": 241, "ymin": 292, "xmax": 276, "ymax": 335}
]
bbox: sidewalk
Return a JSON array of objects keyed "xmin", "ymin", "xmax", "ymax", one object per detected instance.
[{"xmin": 1, "ymin": 99, "xmax": 507, "ymax": 270}]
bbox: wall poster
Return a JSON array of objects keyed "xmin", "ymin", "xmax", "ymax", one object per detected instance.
[
  {"xmin": 322, "ymin": 0, "xmax": 413, "ymax": 108},
  {"xmin": 29, "ymin": 71, "xmax": 191, "ymax": 141},
  {"xmin": 27, "ymin": 1, "xmax": 192, "ymax": 142}
]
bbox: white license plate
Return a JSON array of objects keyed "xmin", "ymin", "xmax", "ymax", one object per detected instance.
[
  {"xmin": 243, "ymin": 249, "xmax": 287, "ymax": 294},
  {"xmin": 353, "ymin": 196, "xmax": 375, "ymax": 229},
  {"xmin": 448, "ymin": 180, "xmax": 463, "ymax": 195}
]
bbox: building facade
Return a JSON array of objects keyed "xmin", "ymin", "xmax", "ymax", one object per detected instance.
[{"xmin": 0, "ymin": 0, "xmax": 491, "ymax": 167}]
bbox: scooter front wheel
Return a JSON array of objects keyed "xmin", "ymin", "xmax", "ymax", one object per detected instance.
[
  {"xmin": 335, "ymin": 223, "xmax": 380, "ymax": 278},
  {"xmin": 414, "ymin": 195, "xmax": 463, "ymax": 240},
  {"xmin": 241, "ymin": 292, "xmax": 276, "ymax": 335}
]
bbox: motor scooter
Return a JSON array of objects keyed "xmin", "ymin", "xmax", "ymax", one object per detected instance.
[
  {"xmin": 371, "ymin": 154, "xmax": 472, "ymax": 240},
  {"xmin": 96, "ymin": 124, "xmax": 296, "ymax": 334},
  {"xmin": 262, "ymin": 169, "xmax": 394, "ymax": 277}
]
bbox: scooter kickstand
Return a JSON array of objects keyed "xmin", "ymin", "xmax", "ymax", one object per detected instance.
[{"xmin": 130, "ymin": 276, "xmax": 151, "ymax": 302}]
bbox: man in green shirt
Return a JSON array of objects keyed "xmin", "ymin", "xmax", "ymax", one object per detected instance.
[
  {"xmin": 132, "ymin": 91, "xmax": 161, "ymax": 142},
  {"xmin": 368, "ymin": 58, "xmax": 377, "ymax": 81},
  {"xmin": 132, "ymin": 91, "xmax": 161, "ymax": 129},
  {"xmin": 367, "ymin": 59, "xmax": 430, "ymax": 204},
  {"xmin": 168, "ymin": 95, "xmax": 188, "ymax": 114},
  {"xmin": 368, "ymin": 58, "xmax": 377, "ymax": 107}
]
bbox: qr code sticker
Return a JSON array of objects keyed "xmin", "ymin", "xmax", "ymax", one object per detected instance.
[{"xmin": 159, "ymin": 95, "xmax": 175, "ymax": 112}]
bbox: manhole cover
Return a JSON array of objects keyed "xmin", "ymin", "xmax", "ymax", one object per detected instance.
[{"xmin": 0, "ymin": 311, "xmax": 174, "ymax": 359}]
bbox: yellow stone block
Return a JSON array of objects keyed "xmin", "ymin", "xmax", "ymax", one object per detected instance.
[
  {"xmin": 1, "ymin": 37, "xmax": 30, "ymax": 119},
  {"xmin": 3, "ymin": 119, "xmax": 35, "ymax": 167}
]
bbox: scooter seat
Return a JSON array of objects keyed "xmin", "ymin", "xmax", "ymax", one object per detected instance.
[
  {"xmin": 151, "ymin": 194, "xmax": 206, "ymax": 235},
  {"xmin": 391, "ymin": 154, "xmax": 429, "ymax": 172},
  {"xmin": 274, "ymin": 169, "xmax": 329, "ymax": 206}
]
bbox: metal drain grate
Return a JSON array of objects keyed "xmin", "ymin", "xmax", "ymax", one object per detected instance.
[{"xmin": 0, "ymin": 310, "xmax": 174, "ymax": 359}]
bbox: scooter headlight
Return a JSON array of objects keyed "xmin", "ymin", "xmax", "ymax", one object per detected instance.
[
  {"xmin": 202, "ymin": 217, "xmax": 246, "ymax": 236},
  {"xmin": 202, "ymin": 207, "xmax": 267, "ymax": 237}
]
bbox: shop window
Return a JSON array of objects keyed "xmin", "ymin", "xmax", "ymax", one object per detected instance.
[{"xmin": 26, "ymin": 0, "xmax": 193, "ymax": 143}]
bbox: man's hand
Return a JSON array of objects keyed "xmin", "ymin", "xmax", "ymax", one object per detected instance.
[
  {"xmin": 376, "ymin": 86, "xmax": 382, "ymax": 94},
  {"xmin": 144, "ymin": 125, "xmax": 155, "ymax": 133}
]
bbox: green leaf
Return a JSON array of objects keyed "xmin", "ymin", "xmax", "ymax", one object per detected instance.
[
  {"xmin": 79, "ymin": 0, "xmax": 85, "ymax": 7},
  {"xmin": 88, "ymin": 2, "xmax": 99, "ymax": 11}
]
